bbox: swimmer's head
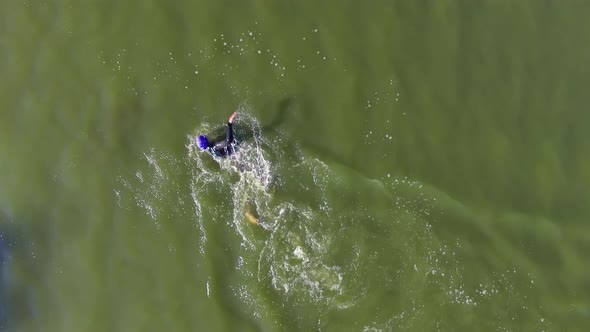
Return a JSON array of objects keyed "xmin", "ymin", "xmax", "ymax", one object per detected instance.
[{"xmin": 196, "ymin": 135, "xmax": 209, "ymax": 150}]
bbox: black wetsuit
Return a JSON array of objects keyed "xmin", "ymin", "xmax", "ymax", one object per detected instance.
[{"xmin": 208, "ymin": 122, "xmax": 235, "ymax": 157}]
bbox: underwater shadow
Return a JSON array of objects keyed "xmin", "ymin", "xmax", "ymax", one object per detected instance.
[
  {"xmin": 261, "ymin": 97, "xmax": 294, "ymax": 135},
  {"xmin": 262, "ymin": 97, "xmax": 368, "ymax": 178},
  {"xmin": 224, "ymin": 98, "xmax": 295, "ymax": 145}
]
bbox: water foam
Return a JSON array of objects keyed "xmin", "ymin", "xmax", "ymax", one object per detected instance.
[
  {"xmin": 115, "ymin": 110, "xmax": 526, "ymax": 330},
  {"xmin": 186, "ymin": 108, "xmax": 349, "ymax": 308},
  {"xmin": 117, "ymin": 148, "xmax": 188, "ymax": 230}
]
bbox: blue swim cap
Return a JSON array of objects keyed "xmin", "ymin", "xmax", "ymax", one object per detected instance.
[{"xmin": 196, "ymin": 135, "xmax": 209, "ymax": 150}]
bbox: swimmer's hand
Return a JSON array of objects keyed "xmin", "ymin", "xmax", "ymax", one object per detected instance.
[{"xmin": 229, "ymin": 112, "xmax": 237, "ymax": 124}]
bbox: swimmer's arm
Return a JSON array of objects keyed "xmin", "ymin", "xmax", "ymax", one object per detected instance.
[
  {"xmin": 224, "ymin": 122, "xmax": 234, "ymax": 143},
  {"xmin": 212, "ymin": 112, "xmax": 237, "ymax": 150},
  {"xmin": 225, "ymin": 111, "xmax": 236, "ymax": 143}
]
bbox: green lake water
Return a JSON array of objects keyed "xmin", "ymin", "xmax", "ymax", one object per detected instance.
[{"xmin": 1, "ymin": 1, "xmax": 589, "ymax": 331}]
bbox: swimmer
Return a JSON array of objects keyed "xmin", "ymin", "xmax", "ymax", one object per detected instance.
[{"xmin": 196, "ymin": 112, "xmax": 237, "ymax": 157}]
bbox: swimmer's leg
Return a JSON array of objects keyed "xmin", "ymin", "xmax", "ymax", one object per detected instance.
[{"xmin": 244, "ymin": 210, "xmax": 259, "ymax": 225}]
